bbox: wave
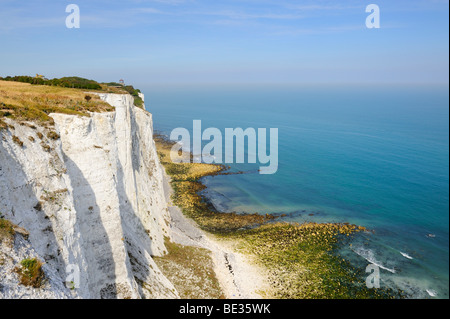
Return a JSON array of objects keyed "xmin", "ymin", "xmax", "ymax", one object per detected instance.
[
  {"xmin": 400, "ymin": 251, "xmax": 413, "ymax": 260},
  {"xmin": 351, "ymin": 246, "xmax": 396, "ymax": 274},
  {"xmin": 426, "ymin": 289, "xmax": 437, "ymax": 297}
]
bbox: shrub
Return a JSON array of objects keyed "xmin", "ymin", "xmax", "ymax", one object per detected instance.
[
  {"xmin": 1, "ymin": 75, "xmax": 102, "ymax": 90},
  {"xmin": 0, "ymin": 218, "xmax": 16, "ymax": 244},
  {"xmin": 47, "ymin": 131, "xmax": 60, "ymax": 140},
  {"xmin": 103, "ymin": 82, "xmax": 122, "ymax": 87},
  {"xmin": 40, "ymin": 142, "xmax": 51, "ymax": 152},
  {"xmin": 12, "ymin": 135, "xmax": 24, "ymax": 147},
  {"xmin": 0, "ymin": 119, "xmax": 7, "ymax": 130},
  {"xmin": 15, "ymin": 258, "xmax": 45, "ymax": 288},
  {"xmin": 121, "ymin": 85, "xmax": 144, "ymax": 108}
]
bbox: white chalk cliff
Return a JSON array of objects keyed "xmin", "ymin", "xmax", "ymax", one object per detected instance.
[{"xmin": 0, "ymin": 93, "xmax": 179, "ymax": 299}]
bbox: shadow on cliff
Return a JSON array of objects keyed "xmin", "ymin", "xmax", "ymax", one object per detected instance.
[
  {"xmin": 63, "ymin": 139, "xmax": 156, "ymax": 298},
  {"xmin": 0, "ymin": 143, "xmax": 68, "ymax": 294},
  {"xmin": 63, "ymin": 155, "xmax": 118, "ymax": 299},
  {"xmin": 114, "ymin": 110, "xmax": 154, "ymax": 298},
  {"xmin": 59, "ymin": 104, "xmax": 165, "ymax": 299}
]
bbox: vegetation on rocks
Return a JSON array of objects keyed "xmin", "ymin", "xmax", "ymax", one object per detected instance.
[
  {"xmin": 14, "ymin": 258, "xmax": 45, "ymax": 288},
  {"xmin": 0, "ymin": 118, "xmax": 7, "ymax": 130},
  {"xmin": 0, "ymin": 218, "xmax": 15, "ymax": 246},
  {"xmin": 155, "ymin": 135, "xmax": 275, "ymax": 233},
  {"xmin": 121, "ymin": 85, "xmax": 144, "ymax": 109},
  {"xmin": 154, "ymin": 237, "xmax": 224, "ymax": 299},
  {"xmin": 225, "ymin": 222, "xmax": 402, "ymax": 299},
  {"xmin": 12, "ymin": 135, "xmax": 24, "ymax": 147},
  {"xmin": 154, "ymin": 134, "xmax": 403, "ymax": 299},
  {"xmin": 1, "ymin": 218, "xmax": 43, "ymax": 288}
]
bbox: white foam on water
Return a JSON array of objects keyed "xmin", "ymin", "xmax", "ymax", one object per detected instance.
[
  {"xmin": 400, "ymin": 252, "xmax": 413, "ymax": 260},
  {"xmin": 351, "ymin": 246, "xmax": 396, "ymax": 274},
  {"xmin": 426, "ymin": 289, "xmax": 437, "ymax": 297}
]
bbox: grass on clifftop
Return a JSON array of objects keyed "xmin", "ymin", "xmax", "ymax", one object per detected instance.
[
  {"xmin": 154, "ymin": 135, "xmax": 403, "ymax": 299},
  {"xmin": 0, "ymin": 80, "xmax": 114, "ymax": 125},
  {"xmin": 0, "ymin": 79, "xmax": 145, "ymax": 126}
]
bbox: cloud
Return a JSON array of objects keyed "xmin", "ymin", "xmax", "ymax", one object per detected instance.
[
  {"xmin": 186, "ymin": 10, "xmax": 303, "ymax": 20},
  {"xmin": 267, "ymin": 24, "xmax": 366, "ymax": 36},
  {"xmin": 128, "ymin": 7, "xmax": 165, "ymax": 14},
  {"xmin": 130, "ymin": 0, "xmax": 187, "ymax": 4}
]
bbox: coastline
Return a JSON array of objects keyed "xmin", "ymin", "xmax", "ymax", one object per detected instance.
[
  {"xmin": 154, "ymin": 134, "xmax": 272, "ymax": 298},
  {"xmin": 153, "ymin": 134, "xmax": 404, "ymax": 299},
  {"xmin": 160, "ymin": 168, "xmax": 270, "ymax": 298}
]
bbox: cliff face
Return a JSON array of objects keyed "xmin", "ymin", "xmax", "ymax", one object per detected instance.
[{"xmin": 0, "ymin": 93, "xmax": 178, "ymax": 299}]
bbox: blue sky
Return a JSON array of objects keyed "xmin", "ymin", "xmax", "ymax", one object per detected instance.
[{"xmin": 0, "ymin": 0, "xmax": 448, "ymax": 86}]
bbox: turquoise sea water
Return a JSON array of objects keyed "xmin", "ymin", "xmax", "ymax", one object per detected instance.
[{"xmin": 143, "ymin": 84, "xmax": 449, "ymax": 299}]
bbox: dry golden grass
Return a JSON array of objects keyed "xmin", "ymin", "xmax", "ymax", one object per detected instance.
[{"xmin": 0, "ymin": 80, "xmax": 115, "ymax": 124}]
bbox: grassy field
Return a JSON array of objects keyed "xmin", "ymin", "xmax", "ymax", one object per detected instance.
[{"xmin": 0, "ymin": 80, "xmax": 117, "ymax": 125}]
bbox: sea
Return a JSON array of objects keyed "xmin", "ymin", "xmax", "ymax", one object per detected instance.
[{"xmin": 142, "ymin": 83, "xmax": 449, "ymax": 299}]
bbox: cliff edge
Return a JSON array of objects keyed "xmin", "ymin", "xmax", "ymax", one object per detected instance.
[{"xmin": 0, "ymin": 92, "xmax": 178, "ymax": 299}]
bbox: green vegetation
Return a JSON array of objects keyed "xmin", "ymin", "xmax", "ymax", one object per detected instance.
[
  {"xmin": 0, "ymin": 76, "xmax": 145, "ymax": 110},
  {"xmin": 0, "ymin": 75, "xmax": 102, "ymax": 90},
  {"xmin": 154, "ymin": 134, "xmax": 403, "ymax": 299},
  {"xmin": 102, "ymin": 82, "xmax": 123, "ymax": 87},
  {"xmin": 226, "ymin": 222, "xmax": 402, "ymax": 299},
  {"xmin": 0, "ymin": 80, "xmax": 114, "ymax": 124},
  {"xmin": 155, "ymin": 135, "xmax": 275, "ymax": 233},
  {"xmin": 102, "ymin": 82, "xmax": 144, "ymax": 108},
  {"xmin": 15, "ymin": 258, "xmax": 45, "ymax": 288},
  {"xmin": 121, "ymin": 85, "xmax": 144, "ymax": 109},
  {"xmin": 154, "ymin": 237, "xmax": 225, "ymax": 299},
  {"xmin": 0, "ymin": 218, "xmax": 15, "ymax": 245}
]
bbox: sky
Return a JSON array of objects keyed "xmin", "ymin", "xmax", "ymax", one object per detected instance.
[{"xmin": 0, "ymin": 0, "xmax": 448, "ymax": 86}]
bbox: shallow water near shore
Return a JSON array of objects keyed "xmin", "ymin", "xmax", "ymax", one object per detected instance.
[{"xmin": 143, "ymin": 83, "xmax": 449, "ymax": 298}]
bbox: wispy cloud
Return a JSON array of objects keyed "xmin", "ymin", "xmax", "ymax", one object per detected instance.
[
  {"xmin": 288, "ymin": 4, "xmax": 359, "ymax": 11},
  {"xmin": 130, "ymin": 0, "xmax": 188, "ymax": 4},
  {"xmin": 267, "ymin": 24, "xmax": 366, "ymax": 36},
  {"xmin": 184, "ymin": 9, "xmax": 304, "ymax": 20}
]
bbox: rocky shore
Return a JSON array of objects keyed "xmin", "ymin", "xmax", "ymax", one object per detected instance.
[{"xmin": 154, "ymin": 135, "xmax": 403, "ymax": 299}]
